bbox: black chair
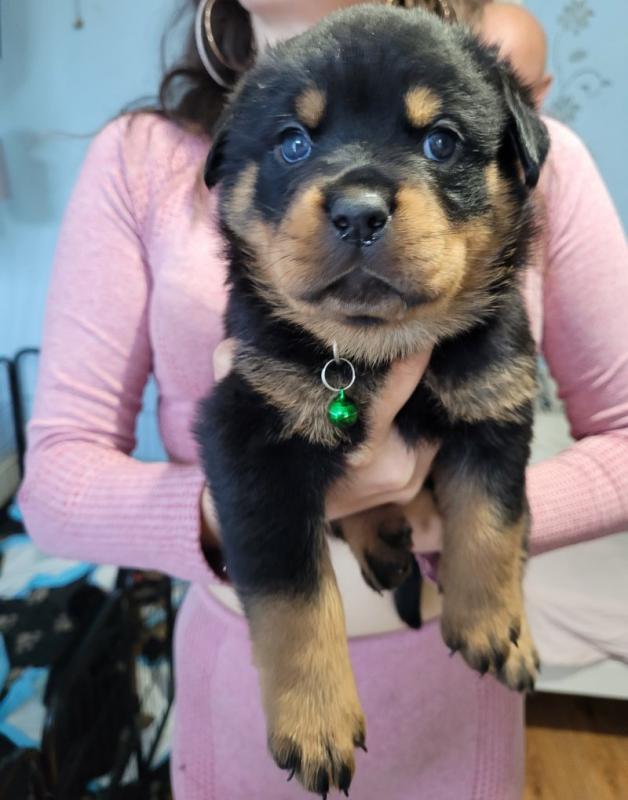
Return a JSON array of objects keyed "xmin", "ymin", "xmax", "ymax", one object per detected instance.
[
  {"xmin": 0, "ymin": 356, "xmax": 21, "ymax": 512},
  {"xmin": 12, "ymin": 348, "xmax": 40, "ymax": 474}
]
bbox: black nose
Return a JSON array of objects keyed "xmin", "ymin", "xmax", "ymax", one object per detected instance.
[{"xmin": 329, "ymin": 191, "xmax": 390, "ymax": 246}]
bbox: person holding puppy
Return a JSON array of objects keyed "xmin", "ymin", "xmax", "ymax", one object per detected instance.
[{"xmin": 20, "ymin": 1, "xmax": 628, "ymax": 798}]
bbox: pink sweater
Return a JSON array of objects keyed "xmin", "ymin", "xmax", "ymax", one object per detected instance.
[
  {"xmin": 18, "ymin": 113, "xmax": 628, "ymax": 799},
  {"xmin": 20, "ymin": 114, "xmax": 628, "ymax": 569}
]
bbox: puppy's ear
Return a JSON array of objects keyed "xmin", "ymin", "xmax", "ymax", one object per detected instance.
[
  {"xmin": 499, "ymin": 66, "xmax": 549, "ymax": 189},
  {"xmin": 204, "ymin": 112, "xmax": 231, "ymax": 189}
]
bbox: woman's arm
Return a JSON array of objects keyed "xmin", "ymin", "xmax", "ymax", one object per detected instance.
[
  {"xmin": 527, "ymin": 122, "xmax": 628, "ymax": 555},
  {"xmin": 19, "ymin": 117, "xmax": 214, "ymax": 584}
]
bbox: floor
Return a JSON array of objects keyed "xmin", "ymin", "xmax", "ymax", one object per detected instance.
[{"xmin": 525, "ymin": 693, "xmax": 628, "ymax": 800}]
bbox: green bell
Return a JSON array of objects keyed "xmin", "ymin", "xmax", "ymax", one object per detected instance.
[{"xmin": 327, "ymin": 389, "xmax": 358, "ymax": 429}]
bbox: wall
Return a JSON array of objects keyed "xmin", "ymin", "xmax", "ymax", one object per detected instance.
[
  {"xmin": 527, "ymin": 0, "xmax": 628, "ymax": 222},
  {"xmin": 0, "ymin": 0, "xmax": 180, "ymax": 355}
]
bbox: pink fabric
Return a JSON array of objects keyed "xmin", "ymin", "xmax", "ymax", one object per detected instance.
[
  {"xmin": 19, "ymin": 113, "xmax": 628, "ymax": 798},
  {"xmin": 172, "ymin": 587, "xmax": 524, "ymax": 800}
]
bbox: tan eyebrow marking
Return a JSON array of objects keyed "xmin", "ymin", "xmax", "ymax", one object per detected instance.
[
  {"xmin": 295, "ymin": 87, "xmax": 327, "ymax": 129},
  {"xmin": 404, "ymin": 86, "xmax": 442, "ymax": 128}
]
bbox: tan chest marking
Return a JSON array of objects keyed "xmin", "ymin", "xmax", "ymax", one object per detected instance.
[{"xmin": 426, "ymin": 354, "xmax": 537, "ymax": 424}]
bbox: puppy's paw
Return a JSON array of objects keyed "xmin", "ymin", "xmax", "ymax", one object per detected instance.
[
  {"xmin": 337, "ymin": 506, "xmax": 414, "ymax": 592},
  {"xmin": 441, "ymin": 589, "xmax": 538, "ymax": 691},
  {"xmin": 268, "ymin": 684, "xmax": 366, "ymax": 796},
  {"xmin": 495, "ymin": 615, "xmax": 539, "ymax": 692}
]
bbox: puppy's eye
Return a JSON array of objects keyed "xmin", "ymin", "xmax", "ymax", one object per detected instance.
[
  {"xmin": 279, "ymin": 128, "xmax": 312, "ymax": 164},
  {"xmin": 423, "ymin": 128, "xmax": 459, "ymax": 162}
]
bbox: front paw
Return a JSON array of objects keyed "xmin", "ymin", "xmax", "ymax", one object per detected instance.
[
  {"xmin": 441, "ymin": 593, "xmax": 539, "ymax": 692},
  {"xmin": 268, "ymin": 685, "xmax": 366, "ymax": 797}
]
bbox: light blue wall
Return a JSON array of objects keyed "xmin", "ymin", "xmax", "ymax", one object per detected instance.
[
  {"xmin": 0, "ymin": 0, "xmax": 179, "ymax": 356},
  {"xmin": 527, "ymin": 0, "xmax": 628, "ymax": 225}
]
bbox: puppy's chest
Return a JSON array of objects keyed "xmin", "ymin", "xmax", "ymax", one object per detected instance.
[
  {"xmin": 234, "ymin": 347, "xmax": 380, "ymax": 448},
  {"xmin": 234, "ymin": 345, "xmax": 537, "ymax": 450}
]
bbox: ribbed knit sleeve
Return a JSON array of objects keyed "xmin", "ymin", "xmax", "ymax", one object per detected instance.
[
  {"xmin": 527, "ymin": 121, "xmax": 628, "ymax": 555},
  {"xmin": 18, "ymin": 117, "xmax": 214, "ymax": 584}
]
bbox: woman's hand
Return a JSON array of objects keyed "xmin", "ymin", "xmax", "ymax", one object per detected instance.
[
  {"xmin": 326, "ymin": 353, "xmax": 439, "ymax": 519},
  {"xmin": 199, "ymin": 339, "xmax": 238, "ymax": 549}
]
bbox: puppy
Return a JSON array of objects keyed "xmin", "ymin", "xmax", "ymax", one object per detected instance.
[{"xmin": 196, "ymin": 5, "xmax": 547, "ymax": 795}]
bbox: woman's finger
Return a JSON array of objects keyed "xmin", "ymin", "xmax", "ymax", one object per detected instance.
[
  {"xmin": 348, "ymin": 350, "xmax": 432, "ymax": 467},
  {"xmin": 405, "ymin": 489, "xmax": 444, "ymax": 553},
  {"xmin": 212, "ymin": 338, "xmax": 236, "ymax": 381}
]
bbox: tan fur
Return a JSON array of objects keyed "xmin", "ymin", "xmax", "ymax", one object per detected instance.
[
  {"xmin": 250, "ymin": 177, "xmax": 511, "ymax": 365},
  {"xmin": 223, "ymin": 163, "xmax": 259, "ymax": 231},
  {"xmin": 249, "ymin": 541, "xmax": 365, "ymax": 792},
  {"xmin": 435, "ymin": 471, "xmax": 538, "ymax": 688},
  {"xmin": 404, "ymin": 86, "xmax": 442, "ymax": 128},
  {"xmin": 295, "ymin": 87, "xmax": 327, "ymax": 129},
  {"xmin": 392, "ymin": 185, "xmax": 465, "ymax": 299},
  {"xmin": 426, "ymin": 353, "xmax": 537, "ymax": 423}
]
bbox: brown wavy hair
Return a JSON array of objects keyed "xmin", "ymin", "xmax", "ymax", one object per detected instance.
[{"xmin": 148, "ymin": 0, "xmax": 490, "ymax": 137}]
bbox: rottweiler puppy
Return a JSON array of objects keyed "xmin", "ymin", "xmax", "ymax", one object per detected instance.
[{"xmin": 196, "ymin": 5, "xmax": 547, "ymax": 795}]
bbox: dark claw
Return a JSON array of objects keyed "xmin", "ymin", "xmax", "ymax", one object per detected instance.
[
  {"xmin": 354, "ymin": 732, "xmax": 368, "ymax": 753},
  {"xmin": 478, "ymin": 657, "xmax": 490, "ymax": 676},
  {"xmin": 339, "ymin": 764, "xmax": 352, "ymax": 795},
  {"xmin": 446, "ymin": 637, "xmax": 461, "ymax": 656},
  {"xmin": 286, "ymin": 768, "xmax": 295, "ymax": 782},
  {"xmin": 315, "ymin": 769, "xmax": 330, "ymax": 798},
  {"xmin": 492, "ymin": 647, "xmax": 507, "ymax": 672},
  {"xmin": 509, "ymin": 624, "xmax": 520, "ymax": 646},
  {"xmin": 360, "ymin": 568, "xmax": 383, "ymax": 595},
  {"xmin": 448, "ymin": 649, "xmax": 458, "ymax": 658}
]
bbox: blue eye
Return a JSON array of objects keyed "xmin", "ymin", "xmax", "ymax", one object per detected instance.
[
  {"xmin": 279, "ymin": 129, "xmax": 312, "ymax": 163},
  {"xmin": 423, "ymin": 128, "xmax": 459, "ymax": 162}
]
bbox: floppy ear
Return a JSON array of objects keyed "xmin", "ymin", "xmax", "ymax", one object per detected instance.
[
  {"xmin": 499, "ymin": 67, "xmax": 549, "ymax": 189},
  {"xmin": 204, "ymin": 112, "xmax": 231, "ymax": 189}
]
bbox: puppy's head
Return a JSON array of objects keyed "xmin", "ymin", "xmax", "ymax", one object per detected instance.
[{"xmin": 205, "ymin": 6, "xmax": 548, "ymax": 363}]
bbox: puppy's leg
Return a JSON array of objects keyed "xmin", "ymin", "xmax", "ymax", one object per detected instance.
[
  {"xmin": 197, "ymin": 374, "xmax": 365, "ymax": 796},
  {"xmin": 434, "ymin": 416, "xmax": 538, "ymax": 691},
  {"xmin": 252, "ymin": 545, "xmax": 365, "ymax": 796}
]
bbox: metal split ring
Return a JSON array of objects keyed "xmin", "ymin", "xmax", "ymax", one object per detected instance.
[{"xmin": 321, "ymin": 357, "xmax": 356, "ymax": 393}]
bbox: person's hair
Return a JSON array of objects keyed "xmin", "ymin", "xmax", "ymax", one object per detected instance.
[{"xmin": 143, "ymin": 0, "xmax": 490, "ymax": 137}]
